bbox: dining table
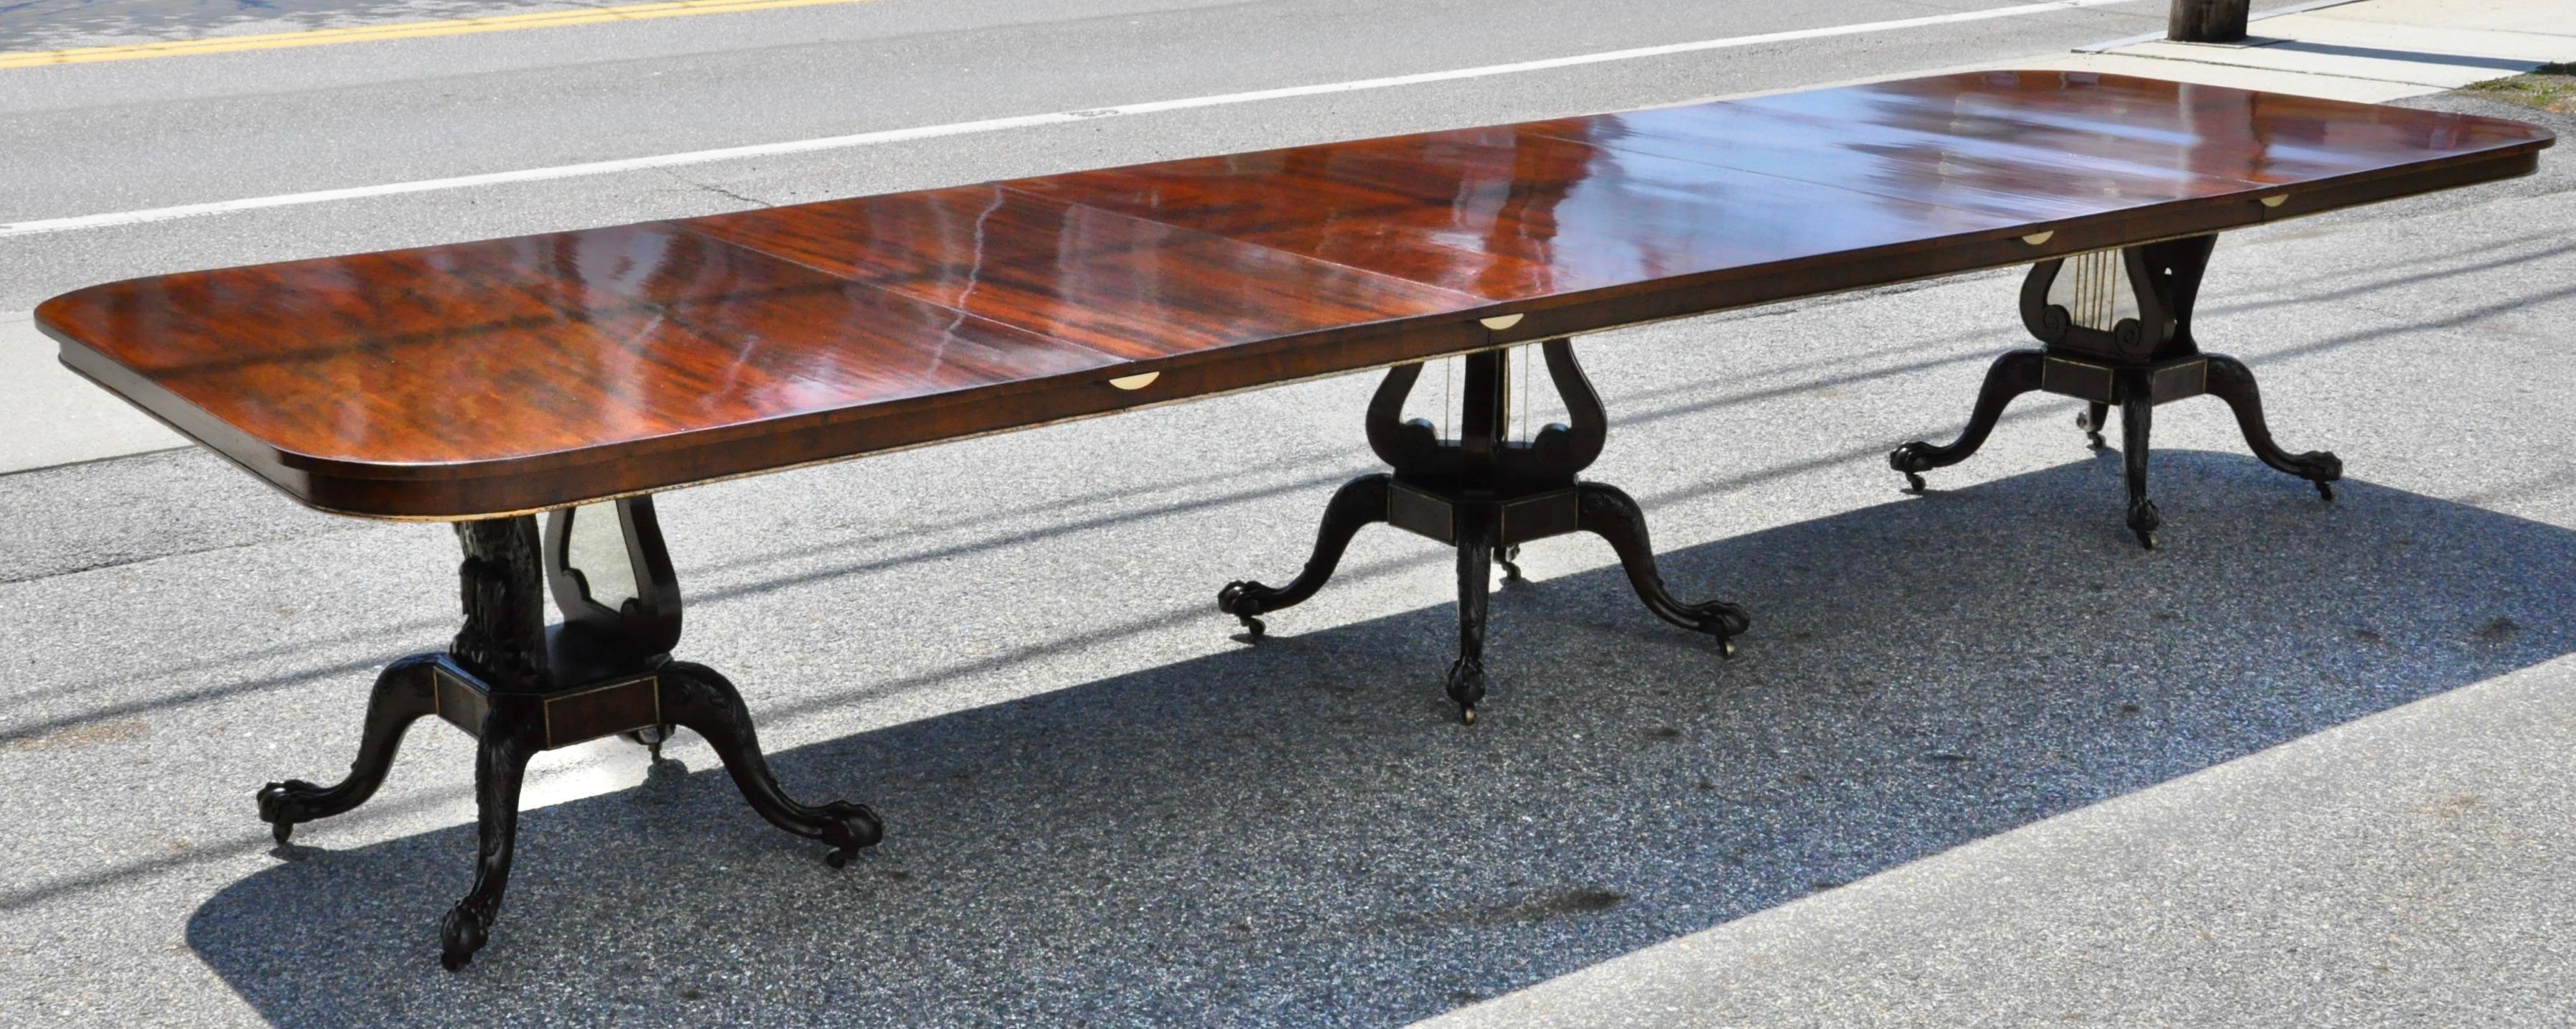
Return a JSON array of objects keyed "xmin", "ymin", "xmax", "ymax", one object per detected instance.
[{"xmin": 36, "ymin": 69, "xmax": 2552, "ymax": 967}]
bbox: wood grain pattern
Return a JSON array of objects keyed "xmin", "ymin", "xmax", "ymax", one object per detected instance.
[
  {"xmin": 39, "ymin": 70, "xmax": 2552, "ymax": 519},
  {"xmin": 1004, "ymin": 125, "xmax": 2023, "ymax": 301},
  {"xmin": 679, "ymin": 184, "xmax": 1481, "ymax": 359}
]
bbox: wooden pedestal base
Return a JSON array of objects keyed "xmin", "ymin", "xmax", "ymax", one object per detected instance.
[
  {"xmin": 253, "ymin": 502, "xmax": 880, "ymax": 969},
  {"xmin": 1218, "ymin": 339, "xmax": 1745, "ymax": 723},
  {"xmin": 1890, "ymin": 234, "xmax": 2341, "ymax": 548}
]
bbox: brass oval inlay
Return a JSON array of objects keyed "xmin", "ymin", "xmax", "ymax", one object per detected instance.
[
  {"xmin": 1109, "ymin": 372, "xmax": 1160, "ymax": 391},
  {"xmin": 2021, "ymin": 231, "xmax": 2055, "ymax": 246},
  {"xmin": 1479, "ymin": 313, "xmax": 1524, "ymax": 331},
  {"xmin": 2261, "ymin": 194, "xmax": 2288, "ymax": 208}
]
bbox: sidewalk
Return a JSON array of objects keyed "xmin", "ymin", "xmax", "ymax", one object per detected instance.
[{"xmin": 2016, "ymin": 0, "xmax": 2575, "ymax": 102}]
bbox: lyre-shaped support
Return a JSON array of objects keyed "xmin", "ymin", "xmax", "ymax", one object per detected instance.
[
  {"xmin": 254, "ymin": 495, "xmax": 881, "ymax": 970},
  {"xmin": 1224, "ymin": 337, "xmax": 1742, "ymax": 723},
  {"xmin": 1892, "ymin": 233, "xmax": 2340, "ymax": 548},
  {"xmin": 1364, "ymin": 337, "xmax": 1607, "ymax": 485}
]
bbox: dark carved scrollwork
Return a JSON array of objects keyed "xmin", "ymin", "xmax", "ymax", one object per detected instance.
[
  {"xmin": 1218, "ymin": 473, "xmax": 1392, "ymax": 636},
  {"xmin": 441, "ymin": 703, "xmax": 544, "ymax": 970},
  {"xmin": 452, "ymin": 517, "xmax": 550, "ymax": 692},
  {"xmin": 2119, "ymin": 377, "xmax": 2160, "ymax": 550},
  {"xmin": 1526, "ymin": 339, "xmax": 1608, "ymax": 477},
  {"xmin": 1364, "ymin": 362, "xmax": 1443, "ymax": 472},
  {"xmin": 1363, "ymin": 338, "xmax": 1606, "ymax": 486},
  {"xmin": 2205, "ymin": 354, "xmax": 2343, "ymax": 500},
  {"xmin": 1898, "ymin": 233, "xmax": 2341, "ymax": 545},
  {"xmin": 1575, "ymin": 483, "xmax": 1748, "ymax": 649},
  {"xmin": 255, "ymin": 493, "xmax": 886, "ymax": 970},
  {"xmin": 659, "ymin": 663, "xmax": 884, "ymax": 865},
  {"xmin": 544, "ymin": 496, "xmax": 683, "ymax": 660},
  {"xmin": 1888, "ymin": 350, "xmax": 2047, "ymax": 492},
  {"xmin": 1223, "ymin": 336, "xmax": 1743, "ymax": 721},
  {"xmin": 2019, "ymin": 238, "xmax": 2214, "ymax": 365},
  {"xmin": 256, "ymin": 654, "xmax": 444, "ymax": 845}
]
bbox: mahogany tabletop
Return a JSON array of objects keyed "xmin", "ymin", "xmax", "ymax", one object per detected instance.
[{"xmin": 39, "ymin": 70, "xmax": 2552, "ymax": 520}]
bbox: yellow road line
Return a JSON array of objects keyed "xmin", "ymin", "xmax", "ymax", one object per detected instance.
[{"xmin": 0, "ymin": 0, "xmax": 880, "ymax": 70}]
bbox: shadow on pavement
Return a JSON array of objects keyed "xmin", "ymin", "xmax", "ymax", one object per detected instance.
[{"xmin": 187, "ymin": 452, "xmax": 2576, "ymax": 1027}]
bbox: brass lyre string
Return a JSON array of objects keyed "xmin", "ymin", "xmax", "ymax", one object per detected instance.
[
  {"xmin": 2098, "ymin": 252, "xmax": 2111, "ymax": 328},
  {"xmin": 2074, "ymin": 253, "xmax": 2084, "ymax": 329},
  {"xmin": 2081, "ymin": 253, "xmax": 2093, "ymax": 329},
  {"xmin": 2071, "ymin": 250, "xmax": 2092, "ymax": 328}
]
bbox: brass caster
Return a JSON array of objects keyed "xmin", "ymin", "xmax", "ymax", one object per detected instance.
[
  {"xmin": 1903, "ymin": 471, "xmax": 1926, "ymax": 493},
  {"xmin": 1240, "ymin": 616, "xmax": 1266, "ymax": 639},
  {"xmin": 1459, "ymin": 705, "xmax": 1477, "ymax": 725},
  {"xmin": 619, "ymin": 724, "xmax": 674, "ymax": 762},
  {"xmin": 2076, "ymin": 410, "xmax": 2109, "ymax": 449},
  {"xmin": 2315, "ymin": 480, "xmax": 2335, "ymax": 502},
  {"xmin": 1718, "ymin": 636, "xmax": 1737, "ymax": 659}
]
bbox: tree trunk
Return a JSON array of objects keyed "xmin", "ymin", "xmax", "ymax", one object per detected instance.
[{"xmin": 2168, "ymin": 0, "xmax": 2251, "ymax": 42}]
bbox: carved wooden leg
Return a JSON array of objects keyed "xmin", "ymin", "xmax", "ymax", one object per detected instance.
[
  {"xmin": 439, "ymin": 705, "xmax": 543, "ymax": 970},
  {"xmin": 1447, "ymin": 518, "xmax": 1494, "ymax": 723},
  {"xmin": 1575, "ymin": 482, "xmax": 1748, "ymax": 654},
  {"xmin": 2079, "ymin": 401, "xmax": 2112, "ymax": 449},
  {"xmin": 1217, "ymin": 472, "xmax": 1391, "ymax": 636},
  {"xmin": 256, "ymin": 654, "xmax": 441, "ymax": 845},
  {"xmin": 1890, "ymin": 349, "xmax": 2046, "ymax": 491},
  {"xmin": 2120, "ymin": 379, "xmax": 2160, "ymax": 550},
  {"xmin": 657, "ymin": 662, "xmax": 883, "ymax": 866},
  {"xmin": 2203, "ymin": 353, "xmax": 2342, "ymax": 501}
]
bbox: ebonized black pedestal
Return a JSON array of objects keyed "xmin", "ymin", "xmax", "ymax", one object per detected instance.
[
  {"xmin": 1219, "ymin": 339, "xmax": 1746, "ymax": 723},
  {"xmin": 1889, "ymin": 234, "xmax": 2341, "ymax": 548},
  {"xmin": 253, "ymin": 498, "xmax": 880, "ymax": 969}
]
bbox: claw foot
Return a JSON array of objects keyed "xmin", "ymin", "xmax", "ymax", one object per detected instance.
[
  {"xmin": 1678, "ymin": 599, "xmax": 1753, "ymax": 643},
  {"xmin": 1446, "ymin": 657, "xmax": 1487, "ymax": 724},
  {"xmin": 818, "ymin": 801, "xmax": 885, "ymax": 868},
  {"xmin": 1889, "ymin": 443, "xmax": 1937, "ymax": 492},
  {"xmin": 2127, "ymin": 497, "xmax": 2163, "ymax": 550},
  {"xmin": 1216, "ymin": 581, "xmax": 1273, "ymax": 636},
  {"xmin": 256, "ymin": 779, "xmax": 325, "ymax": 845},
  {"xmin": 440, "ymin": 902, "xmax": 494, "ymax": 971},
  {"xmin": 2294, "ymin": 451, "xmax": 2343, "ymax": 499}
]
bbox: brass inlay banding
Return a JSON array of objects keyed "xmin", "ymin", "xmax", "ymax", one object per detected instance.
[{"xmin": 539, "ymin": 675, "xmax": 662, "ymax": 748}]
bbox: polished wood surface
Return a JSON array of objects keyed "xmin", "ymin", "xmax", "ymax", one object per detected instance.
[{"xmin": 40, "ymin": 71, "xmax": 2552, "ymax": 518}]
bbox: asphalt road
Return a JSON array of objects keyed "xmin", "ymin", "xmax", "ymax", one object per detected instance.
[{"xmin": 5, "ymin": 1, "xmax": 2573, "ymax": 1027}]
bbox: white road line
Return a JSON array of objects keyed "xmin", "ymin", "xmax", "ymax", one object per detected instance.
[{"xmin": 0, "ymin": 0, "xmax": 2143, "ymax": 239}]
